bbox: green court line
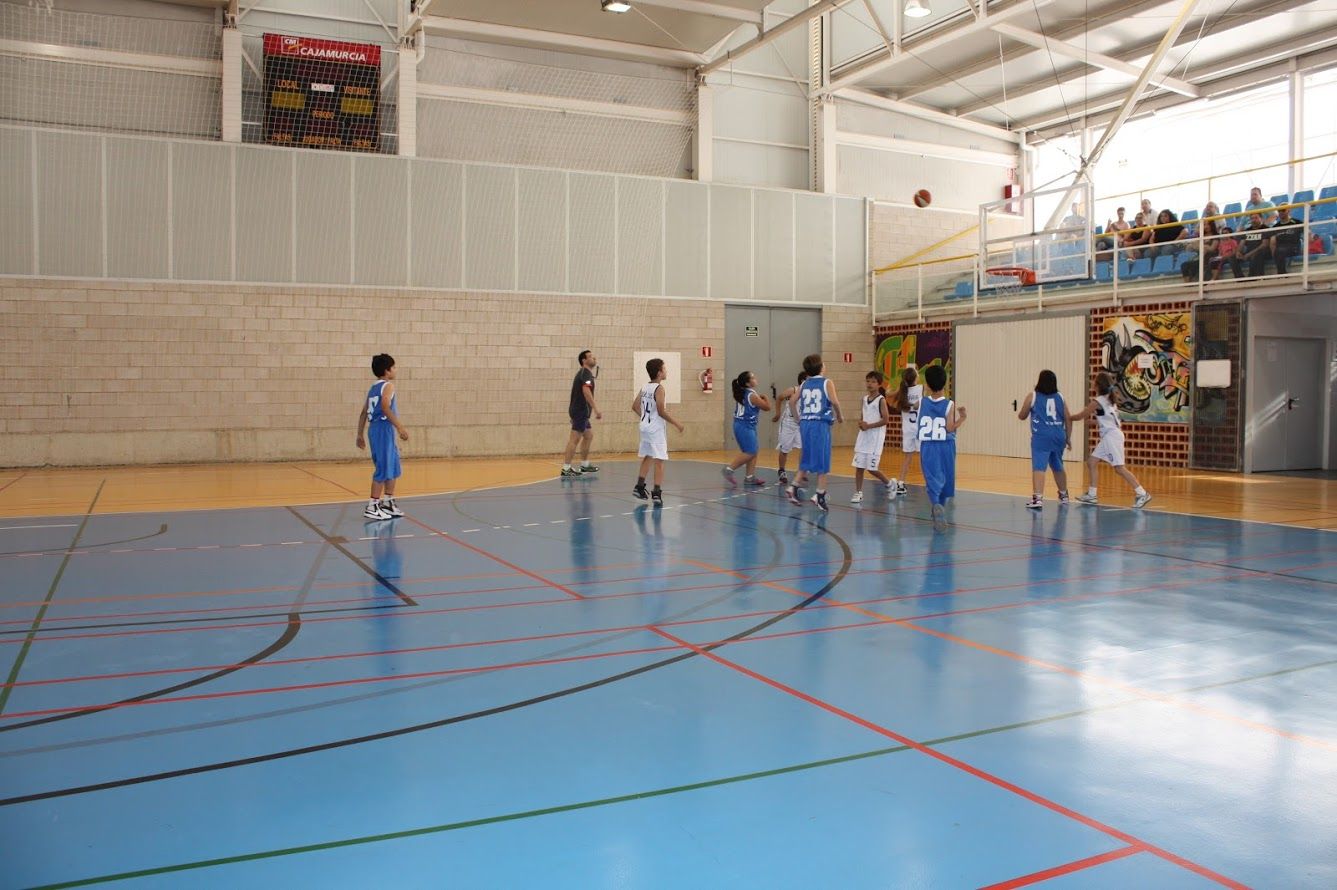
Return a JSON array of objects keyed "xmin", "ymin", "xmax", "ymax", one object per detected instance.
[
  {"xmin": 0, "ymin": 481, "xmax": 103, "ymax": 715},
  {"xmin": 31, "ymin": 655, "xmax": 1337, "ymax": 889}
]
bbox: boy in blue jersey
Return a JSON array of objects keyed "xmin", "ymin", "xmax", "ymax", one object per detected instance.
[
  {"xmin": 785, "ymin": 354, "xmax": 843, "ymax": 512},
  {"xmin": 1016, "ymin": 369, "xmax": 1071, "ymax": 509},
  {"xmin": 356, "ymin": 353, "xmax": 409, "ymax": 520},
  {"xmin": 918, "ymin": 364, "xmax": 966, "ymax": 532}
]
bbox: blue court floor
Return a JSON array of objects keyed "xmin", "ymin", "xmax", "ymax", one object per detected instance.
[{"xmin": 1, "ymin": 460, "xmax": 1334, "ymax": 888}]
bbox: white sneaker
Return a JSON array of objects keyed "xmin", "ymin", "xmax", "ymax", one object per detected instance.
[
  {"xmin": 1026, "ymin": 496, "xmax": 1043, "ymax": 510},
  {"xmin": 1077, "ymin": 493, "xmax": 1099, "ymax": 505},
  {"xmin": 1133, "ymin": 492, "xmax": 1152, "ymax": 509},
  {"xmin": 851, "ymin": 491, "xmax": 863, "ymax": 503},
  {"xmin": 364, "ymin": 504, "xmax": 391, "ymax": 520},
  {"xmin": 381, "ymin": 498, "xmax": 405, "ymax": 518}
]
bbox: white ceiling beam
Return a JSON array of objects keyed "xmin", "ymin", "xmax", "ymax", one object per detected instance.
[
  {"xmin": 989, "ymin": 23, "xmax": 1200, "ymax": 98},
  {"xmin": 700, "ymin": 0, "xmax": 854, "ymax": 75},
  {"xmin": 0, "ymin": 38, "xmax": 221, "ymax": 78},
  {"xmin": 417, "ymin": 81, "xmax": 692, "ymax": 125},
  {"xmin": 836, "ymin": 129, "xmax": 1018, "ymax": 167},
  {"xmin": 421, "ymin": 16, "xmax": 706, "ymax": 66},
  {"xmin": 636, "ymin": 0, "xmax": 763, "ymax": 25},
  {"xmin": 824, "ymin": 0, "xmax": 1057, "ymax": 95},
  {"xmin": 835, "ymin": 87, "xmax": 1022, "ymax": 143}
]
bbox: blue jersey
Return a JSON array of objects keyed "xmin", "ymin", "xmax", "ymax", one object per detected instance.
[
  {"xmin": 1030, "ymin": 391, "xmax": 1066, "ymax": 447},
  {"xmin": 367, "ymin": 380, "xmax": 395, "ymax": 425},
  {"xmin": 798, "ymin": 376, "xmax": 834, "ymax": 425},
  {"xmin": 733, "ymin": 389, "xmax": 761, "ymax": 427},
  {"xmin": 917, "ymin": 395, "xmax": 955, "ymax": 443}
]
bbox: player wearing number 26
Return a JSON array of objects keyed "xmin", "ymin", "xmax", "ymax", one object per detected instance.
[{"xmin": 917, "ymin": 364, "xmax": 966, "ymax": 529}]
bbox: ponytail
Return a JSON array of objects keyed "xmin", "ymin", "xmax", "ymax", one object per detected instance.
[
  {"xmin": 732, "ymin": 371, "xmax": 751, "ymax": 406},
  {"xmin": 1095, "ymin": 371, "xmax": 1115, "ymax": 396},
  {"xmin": 894, "ymin": 367, "xmax": 917, "ymax": 411}
]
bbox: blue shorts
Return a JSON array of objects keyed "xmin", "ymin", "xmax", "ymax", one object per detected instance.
[
  {"xmin": 733, "ymin": 420, "xmax": 758, "ymax": 455},
  {"xmin": 798, "ymin": 421, "xmax": 832, "ymax": 474},
  {"xmin": 570, "ymin": 413, "xmax": 592, "ymax": 433},
  {"xmin": 1031, "ymin": 441, "xmax": 1064, "ymax": 472},
  {"xmin": 368, "ymin": 424, "xmax": 401, "ymax": 483},
  {"xmin": 921, "ymin": 440, "xmax": 956, "ymax": 505}
]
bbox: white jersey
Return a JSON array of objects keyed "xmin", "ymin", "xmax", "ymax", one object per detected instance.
[
  {"xmin": 900, "ymin": 384, "xmax": 923, "ymax": 438},
  {"xmin": 639, "ymin": 383, "xmax": 666, "ymax": 440},
  {"xmin": 1093, "ymin": 393, "xmax": 1121, "ymax": 438},
  {"xmin": 854, "ymin": 394, "xmax": 887, "ymax": 454},
  {"xmin": 778, "ymin": 398, "xmax": 799, "ymax": 436}
]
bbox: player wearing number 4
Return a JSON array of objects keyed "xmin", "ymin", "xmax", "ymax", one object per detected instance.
[
  {"xmin": 918, "ymin": 364, "xmax": 966, "ymax": 532},
  {"xmin": 786, "ymin": 354, "xmax": 843, "ymax": 512},
  {"xmin": 723, "ymin": 371, "xmax": 771, "ymax": 488},
  {"xmin": 1016, "ymin": 369, "xmax": 1072, "ymax": 509},
  {"xmin": 1067, "ymin": 371, "xmax": 1152, "ymax": 509},
  {"xmin": 632, "ymin": 358, "xmax": 684, "ymax": 508},
  {"xmin": 356, "ymin": 353, "xmax": 409, "ymax": 521}
]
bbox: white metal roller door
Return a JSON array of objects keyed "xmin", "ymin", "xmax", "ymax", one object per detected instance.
[{"xmin": 954, "ymin": 314, "xmax": 1087, "ymax": 460}]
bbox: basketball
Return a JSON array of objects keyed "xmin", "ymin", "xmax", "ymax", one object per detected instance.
[{"xmin": 913, "ymin": 188, "xmax": 932, "ymax": 207}]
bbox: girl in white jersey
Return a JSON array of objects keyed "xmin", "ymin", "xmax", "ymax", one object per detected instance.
[
  {"xmin": 851, "ymin": 371, "xmax": 895, "ymax": 502},
  {"xmin": 889, "ymin": 367, "xmax": 923, "ymax": 496},
  {"xmin": 1069, "ymin": 371, "xmax": 1151, "ymax": 508},
  {"xmin": 631, "ymin": 357, "xmax": 684, "ymax": 507},
  {"xmin": 772, "ymin": 371, "xmax": 806, "ymax": 485}
]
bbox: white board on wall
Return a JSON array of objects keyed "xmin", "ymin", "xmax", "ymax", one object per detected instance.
[{"xmin": 632, "ymin": 351, "xmax": 681, "ymax": 403}]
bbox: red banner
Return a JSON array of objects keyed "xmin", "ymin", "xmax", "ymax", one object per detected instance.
[{"xmin": 262, "ymin": 33, "xmax": 380, "ymax": 67}]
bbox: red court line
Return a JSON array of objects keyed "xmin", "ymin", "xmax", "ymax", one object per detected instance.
[
  {"xmin": 0, "ymin": 473, "xmax": 28, "ymax": 496},
  {"xmin": 979, "ymin": 845, "xmax": 1143, "ymax": 888},
  {"xmin": 650, "ymin": 627, "xmax": 1247, "ymax": 889}
]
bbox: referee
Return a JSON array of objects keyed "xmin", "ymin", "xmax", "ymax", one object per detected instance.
[{"xmin": 561, "ymin": 349, "xmax": 602, "ymax": 477}]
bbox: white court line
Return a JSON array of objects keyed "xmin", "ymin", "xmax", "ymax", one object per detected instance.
[{"xmin": 0, "ymin": 524, "xmax": 78, "ymax": 531}]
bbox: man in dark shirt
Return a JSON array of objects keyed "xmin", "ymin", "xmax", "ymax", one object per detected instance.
[
  {"xmin": 561, "ymin": 350, "xmax": 602, "ymax": 477},
  {"xmin": 1269, "ymin": 205, "xmax": 1303, "ymax": 274},
  {"xmin": 1231, "ymin": 214, "xmax": 1271, "ymax": 278}
]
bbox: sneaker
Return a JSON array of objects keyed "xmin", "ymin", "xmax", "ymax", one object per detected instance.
[
  {"xmin": 931, "ymin": 503, "xmax": 947, "ymax": 532},
  {"xmin": 579, "ymin": 464, "xmax": 599, "ymax": 474},
  {"xmin": 633, "ymin": 483, "xmax": 649, "ymax": 500},
  {"xmin": 745, "ymin": 476, "xmax": 766, "ymax": 487},
  {"xmin": 896, "ymin": 482, "xmax": 908, "ymax": 495},
  {"xmin": 1026, "ymin": 495, "xmax": 1043, "ymax": 510},
  {"xmin": 381, "ymin": 498, "xmax": 405, "ymax": 518},
  {"xmin": 813, "ymin": 491, "xmax": 828, "ymax": 512},
  {"xmin": 651, "ymin": 489, "xmax": 663, "ymax": 507},
  {"xmin": 722, "ymin": 466, "xmax": 737, "ymax": 487},
  {"xmin": 885, "ymin": 482, "xmax": 897, "ymax": 497},
  {"xmin": 1077, "ymin": 493, "xmax": 1099, "ymax": 505},
  {"xmin": 560, "ymin": 467, "xmax": 581, "ymax": 478},
  {"xmin": 786, "ymin": 485, "xmax": 802, "ymax": 506},
  {"xmin": 1133, "ymin": 492, "xmax": 1152, "ymax": 509},
  {"xmin": 850, "ymin": 491, "xmax": 863, "ymax": 504},
  {"xmin": 777, "ymin": 471, "xmax": 788, "ymax": 484},
  {"xmin": 1058, "ymin": 492, "xmax": 1071, "ymax": 506},
  {"xmin": 363, "ymin": 504, "xmax": 391, "ymax": 521}
]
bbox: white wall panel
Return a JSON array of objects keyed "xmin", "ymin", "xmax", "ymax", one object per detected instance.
[
  {"xmin": 795, "ymin": 192, "xmax": 833, "ymax": 303},
  {"xmin": 354, "ymin": 156, "xmax": 408, "ymax": 287},
  {"xmin": 568, "ymin": 173, "xmax": 616, "ymax": 294},
  {"xmin": 838, "ymin": 144, "xmax": 1011, "ymax": 212},
  {"xmin": 517, "ymin": 168, "xmax": 566, "ymax": 293},
  {"xmin": 834, "ymin": 196, "xmax": 866, "ymax": 305},
  {"xmin": 463, "ymin": 164, "xmax": 516, "ymax": 291},
  {"xmin": 236, "ymin": 146, "xmax": 293, "ymax": 283},
  {"xmin": 410, "ymin": 160, "xmax": 463, "ymax": 288},
  {"xmin": 294, "ymin": 152, "xmax": 352, "ymax": 285},
  {"xmin": 617, "ymin": 177, "xmax": 664, "ymax": 297},
  {"xmin": 710, "ymin": 185, "xmax": 752, "ymax": 300},
  {"xmin": 37, "ymin": 131, "xmax": 101, "ymax": 277},
  {"xmin": 664, "ymin": 180, "xmax": 708, "ymax": 298},
  {"xmin": 106, "ymin": 137, "xmax": 169, "ymax": 279},
  {"xmin": 0, "ymin": 129, "xmax": 34, "ymax": 275},
  {"xmin": 171, "ymin": 141, "xmax": 231, "ymax": 281},
  {"xmin": 753, "ymin": 189, "xmax": 794, "ymax": 302}
]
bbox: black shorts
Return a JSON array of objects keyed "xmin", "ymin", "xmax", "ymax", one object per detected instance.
[{"xmin": 570, "ymin": 413, "xmax": 592, "ymax": 433}]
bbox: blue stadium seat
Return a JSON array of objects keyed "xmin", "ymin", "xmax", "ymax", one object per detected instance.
[
  {"xmin": 1313, "ymin": 221, "xmax": 1337, "ymax": 238},
  {"xmin": 1128, "ymin": 257, "xmax": 1152, "ymax": 277},
  {"xmin": 1222, "ymin": 201, "xmax": 1242, "ymax": 218},
  {"xmin": 951, "ymin": 280, "xmax": 973, "ymax": 299},
  {"xmin": 1152, "ymin": 254, "xmax": 1176, "ymax": 275},
  {"xmin": 1312, "ymin": 198, "xmax": 1337, "ymax": 221},
  {"xmin": 1095, "ymin": 261, "xmax": 1112, "ymax": 282},
  {"xmin": 1320, "ymin": 185, "xmax": 1337, "ymax": 200},
  {"xmin": 1293, "ymin": 189, "xmax": 1314, "ymax": 204},
  {"xmin": 1323, "ymin": 235, "xmax": 1334, "ymax": 255},
  {"xmin": 1181, "ymin": 209, "xmax": 1199, "ymax": 235},
  {"xmin": 1270, "ymin": 194, "xmax": 1289, "ymax": 207},
  {"xmin": 1094, "ymin": 225, "xmax": 1103, "ymax": 235}
]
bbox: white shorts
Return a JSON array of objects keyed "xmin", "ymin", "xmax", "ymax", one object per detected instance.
[
  {"xmin": 639, "ymin": 436, "xmax": 668, "ymax": 461},
  {"xmin": 1091, "ymin": 431, "xmax": 1125, "ymax": 466},
  {"xmin": 852, "ymin": 450, "xmax": 884, "ymax": 470},
  {"xmin": 901, "ymin": 435, "xmax": 920, "ymax": 454},
  {"xmin": 777, "ymin": 425, "xmax": 802, "ymax": 454}
]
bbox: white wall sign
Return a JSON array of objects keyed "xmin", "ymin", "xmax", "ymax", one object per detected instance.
[{"xmin": 632, "ymin": 351, "xmax": 681, "ymax": 404}]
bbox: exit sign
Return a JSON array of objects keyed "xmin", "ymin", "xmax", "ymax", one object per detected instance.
[{"xmin": 844, "ymin": 352, "xmax": 853, "ymax": 363}]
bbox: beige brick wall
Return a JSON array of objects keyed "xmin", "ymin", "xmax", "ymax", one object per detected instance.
[{"xmin": 2, "ymin": 279, "xmax": 873, "ymax": 467}]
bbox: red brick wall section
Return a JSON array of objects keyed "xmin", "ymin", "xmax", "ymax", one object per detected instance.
[
  {"xmin": 1088, "ymin": 301, "xmax": 1192, "ymax": 469},
  {"xmin": 873, "ymin": 320, "xmax": 952, "ymax": 451}
]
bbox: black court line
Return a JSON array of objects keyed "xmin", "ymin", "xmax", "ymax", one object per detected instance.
[
  {"xmin": 0, "ymin": 504, "xmax": 851, "ymax": 807},
  {"xmin": 287, "ymin": 507, "xmax": 418, "ymax": 606}
]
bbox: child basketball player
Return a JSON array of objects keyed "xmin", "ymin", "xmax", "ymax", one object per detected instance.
[
  {"xmin": 889, "ymin": 367, "xmax": 922, "ymax": 496},
  {"xmin": 772, "ymin": 371, "xmax": 806, "ymax": 485},
  {"xmin": 1069, "ymin": 371, "xmax": 1152, "ymax": 508},
  {"xmin": 851, "ymin": 371, "xmax": 894, "ymax": 503},
  {"xmin": 786, "ymin": 354, "xmax": 842, "ymax": 512},
  {"xmin": 723, "ymin": 371, "xmax": 771, "ymax": 487},
  {"xmin": 632, "ymin": 357, "xmax": 684, "ymax": 507},
  {"xmin": 356, "ymin": 353, "xmax": 409, "ymax": 520},
  {"xmin": 918, "ymin": 364, "xmax": 966, "ymax": 531},
  {"xmin": 1016, "ymin": 369, "xmax": 1071, "ymax": 509}
]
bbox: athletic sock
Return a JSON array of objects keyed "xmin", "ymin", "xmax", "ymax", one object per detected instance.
[
  {"xmin": 1087, "ymin": 486, "xmax": 1097, "ymax": 496},
  {"xmin": 562, "ymin": 464, "xmax": 571, "ymax": 471},
  {"xmin": 1134, "ymin": 486, "xmax": 1146, "ymax": 495}
]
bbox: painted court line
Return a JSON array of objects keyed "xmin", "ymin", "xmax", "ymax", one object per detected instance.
[
  {"xmin": 0, "ymin": 524, "xmax": 78, "ymax": 531},
  {"xmin": 979, "ymin": 845, "xmax": 1144, "ymax": 889}
]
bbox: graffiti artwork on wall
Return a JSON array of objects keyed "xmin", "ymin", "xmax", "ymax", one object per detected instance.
[
  {"xmin": 875, "ymin": 330, "xmax": 951, "ymax": 395},
  {"xmin": 1100, "ymin": 312, "xmax": 1192, "ymax": 423}
]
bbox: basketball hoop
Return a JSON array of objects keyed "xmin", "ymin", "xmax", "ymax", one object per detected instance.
[{"xmin": 984, "ymin": 266, "xmax": 1036, "ymax": 299}]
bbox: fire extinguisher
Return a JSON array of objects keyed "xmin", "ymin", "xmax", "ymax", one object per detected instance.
[{"xmin": 699, "ymin": 368, "xmax": 713, "ymax": 393}]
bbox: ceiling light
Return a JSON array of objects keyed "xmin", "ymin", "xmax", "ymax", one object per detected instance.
[
  {"xmin": 904, "ymin": 0, "xmax": 931, "ymax": 18},
  {"xmin": 602, "ymin": 0, "xmax": 632, "ymax": 11}
]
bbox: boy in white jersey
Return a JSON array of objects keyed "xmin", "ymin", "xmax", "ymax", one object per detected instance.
[
  {"xmin": 1069, "ymin": 371, "xmax": 1152, "ymax": 508},
  {"xmin": 889, "ymin": 367, "xmax": 923, "ymax": 496},
  {"xmin": 771, "ymin": 372, "xmax": 806, "ymax": 485},
  {"xmin": 851, "ymin": 371, "xmax": 895, "ymax": 503},
  {"xmin": 356, "ymin": 353, "xmax": 409, "ymax": 520},
  {"xmin": 631, "ymin": 357, "xmax": 684, "ymax": 507}
]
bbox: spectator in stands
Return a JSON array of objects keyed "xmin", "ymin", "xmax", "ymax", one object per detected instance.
[
  {"xmin": 1245, "ymin": 187, "xmax": 1278, "ymax": 225},
  {"xmin": 1148, "ymin": 209, "xmax": 1184, "ymax": 259},
  {"xmin": 1202, "ymin": 200, "xmax": 1221, "ymax": 222},
  {"xmin": 1139, "ymin": 197, "xmax": 1156, "ymax": 228},
  {"xmin": 1122, "ymin": 211, "xmax": 1152, "ymax": 261},
  {"xmin": 1096, "ymin": 206, "xmax": 1129, "ymax": 260},
  {"xmin": 1182, "ymin": 219, "xmax": 1223, "ymax": 281},
  {"xmin": 1061, "ymin": 202, "xmax": 1087, "ymax": 230},
  {"xmin": 1231, "ymin": 214, "xmax": 1271, "ymax": 277},
  {"xmin": 1270, "ymin": 205, "xmax": 1304, "ymax": 273}
]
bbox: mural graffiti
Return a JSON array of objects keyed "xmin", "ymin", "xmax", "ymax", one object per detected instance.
[
  {"xmin": 1100, "ymin": 312, "xmax": 1192, "ymax": 423},
  {"xmin": 875, "ymin": 330, "xmax": 951, "ymax": 395}
]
